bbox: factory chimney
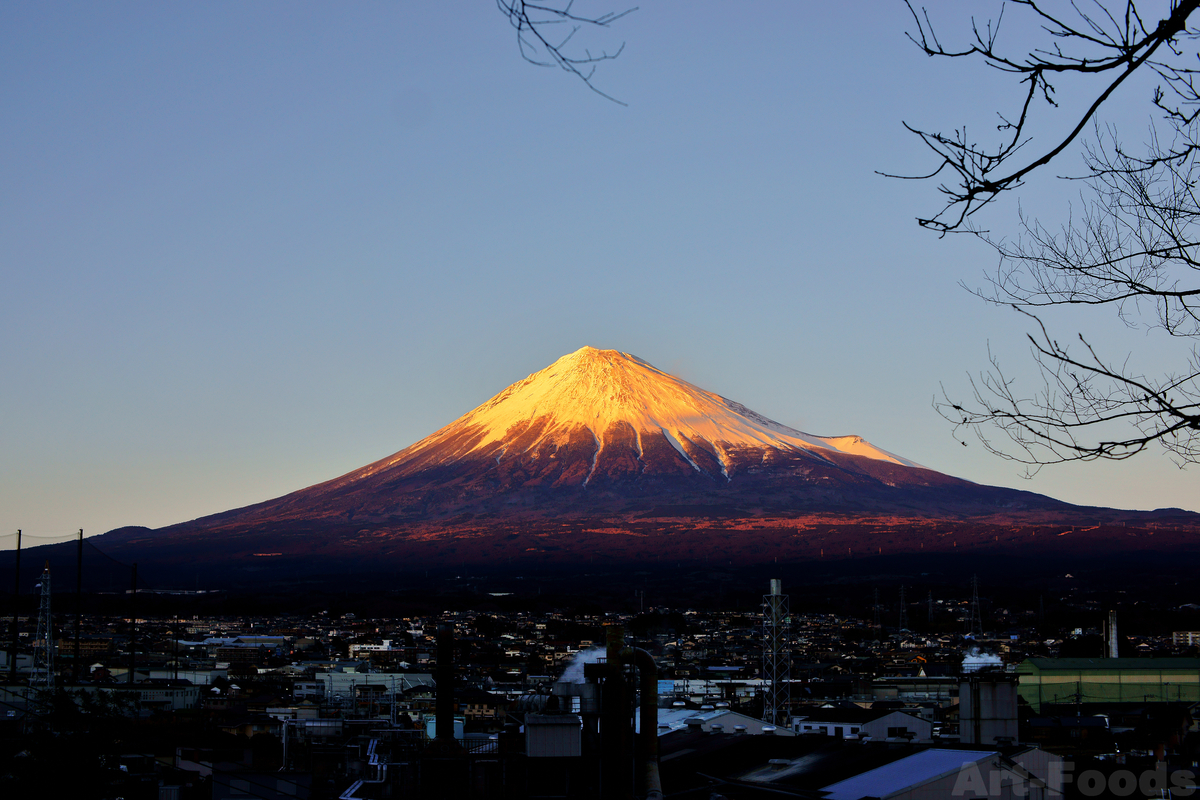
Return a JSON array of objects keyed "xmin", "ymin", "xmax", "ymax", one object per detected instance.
[
  {"xmin": 435, "ymin": 624, "xmax": 458, "ymax": 743},
  {"xmin": 1106, "ymin": 611, "xmax": 1119, "ymax": 659}
]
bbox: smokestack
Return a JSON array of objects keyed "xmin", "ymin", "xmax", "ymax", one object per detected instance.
[
  {"xmin": 1107, "ymin": 611, "xmax": 1119, "ymax": 658},
  {"xmin": 770, "ymin": 578, "xmax": 781, "ymax": 596},
  {"xmin": 633, "ymin": 647, "xmax": 663, "ymax": 800},
  {"xmin": 423, "ymin": 623, "xmax": 466, "ymax": 792},
  {"xmin": 601, "ymin": 625, "xmax": 632, "ymax": 798},
  {"xmin": 435, "ymin": 624, "xmax": 455, "ymax": 742},
  {"xmin": 596, "ymin": 627, "xmax": 662, "ymax": 800}
]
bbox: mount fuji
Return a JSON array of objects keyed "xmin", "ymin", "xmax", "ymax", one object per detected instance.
[
  {"xmin": 78, "ymin": 347, "xmax": 1200, "ymax": 580},
  {"xmin": 170, "ymin": 346, "xmax": 1052, "ymax": 523}
]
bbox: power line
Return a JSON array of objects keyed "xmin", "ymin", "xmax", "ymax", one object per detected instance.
[{"xmin": 0, "ymin": 530, "xmax": 86, "ymax": 542}]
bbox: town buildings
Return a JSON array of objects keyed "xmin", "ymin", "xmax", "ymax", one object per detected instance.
[{"xmin": 0, "ymin": 584, "xmax": 1198, "ymax": 797}]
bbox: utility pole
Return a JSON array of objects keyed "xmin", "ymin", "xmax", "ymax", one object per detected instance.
[
  {"xmin": 128, "ymin": 563, "xmax": 137, "ymax": 686},
  {"xmin": 927, "ymin": 590, "xmax": 934, "ymax": 626},
  {"xmin": 74, "ymin": 529, "xmax": 83, "ymax": 683},
  {"xmin": 898, "ymin": 586, "xmax": 908, "ymax": 632},
  {"xmin": 8, "ymin": 530, "xmax": 20, "ymax": 684}
]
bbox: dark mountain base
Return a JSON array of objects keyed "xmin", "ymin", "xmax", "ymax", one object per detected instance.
[
  {"xmin": 3, "ymin": 513, "xmax": 1197, "ymax": 603},
  {"xmin": 3, "ymin": 549, "xmax": 1199, "ymax": 634}
]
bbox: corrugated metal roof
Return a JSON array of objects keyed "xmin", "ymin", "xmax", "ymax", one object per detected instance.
[
  {"xmin": 821, "ymin": 748, "xmax": 996, "ymax": 800},
  {"xmin": 642, "ymin": 707, "xmax": 784, "ymax": 736},
  {"xmin": 1022, "ymin": 658, "xmax": 1200, "ymax": 671},
  {"xmin": 644, "ymin": 707, "xmax": 726, "ymax": 735}
]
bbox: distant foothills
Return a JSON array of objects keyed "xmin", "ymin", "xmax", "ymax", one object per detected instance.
[{"xmin": 7, "ymin": 347, "xmax": 1200, "ymax": 590}]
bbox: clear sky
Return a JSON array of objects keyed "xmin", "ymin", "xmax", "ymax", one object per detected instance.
[{"xmin": 3, "ymin": 2, "xmax": 1196, "ymax": 548}]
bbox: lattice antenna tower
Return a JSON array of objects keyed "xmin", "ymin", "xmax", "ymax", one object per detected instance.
[
  {"xmin": 898, "ymin": 586, "xmax": 908, "ymax": 632},
  {"xmin": 762, "ymin": 579, "xmax": 791, "ymax": 727},
  {"xmin": 31, "ymin": 562, "xmax": 54, "ymax": 693},
  {"xmin": 969, "ymin": 574, "xmax": 983, "ymax": 638}
]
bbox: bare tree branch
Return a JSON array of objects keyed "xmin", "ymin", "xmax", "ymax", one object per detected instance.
[
  {"xmin": 496, "ymin": 0, "xmax": 636, "ymax": 104},
  {"xmin": 974, "ymin": 126, "xmax": 1200, "ymax": 332},
  {"xmin": 891, "ymin": 0, "xmax": 1200, "ymax": 234},
  {"xmin": 938, "ymin": 308, "xmax": 1200, "ymax": 469},
  {"xmin": 940, "ymin": 119, "xmax": 1200, "ymax": 464},
  {"xmin": 909, "ymin": 2, "xmax": 1200, "ymax": 467}
]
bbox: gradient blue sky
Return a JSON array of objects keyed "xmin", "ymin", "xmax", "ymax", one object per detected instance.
[{"xmin": 4, "ymin": 2, "xmax": 1196, "ymax": 548}]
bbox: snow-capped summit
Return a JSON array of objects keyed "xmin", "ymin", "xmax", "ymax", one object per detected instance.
[{"xmin": 390, "ymin": 346, "xmax": 919, "ymax": 482}]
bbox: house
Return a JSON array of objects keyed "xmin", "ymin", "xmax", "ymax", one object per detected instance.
[
  {"xmin": 217, "ymin": 713, "xmax": 284, "ymax": 739},
  {"xmin": 792, "ymin": 708, "xmax": 933, "ymax": 742},
  {"xmin": 861, "ymin": 710, "xmax": 935, "ymax": 742},
  {"xmin": 651, "ymin": 706, "xmax": 793, "ymax": 736},
  {"xmin": 458, "ymin": 687, "xmax": 508, "ymax": 722},
  {"xmin": 793, "ymin": 707, "xmax": 875, "ymax": 738}
]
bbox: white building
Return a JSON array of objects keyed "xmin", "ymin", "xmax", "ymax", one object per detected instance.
[
  {"xmin": 314, "ymin": 670, "xmax": 434, "ymax": 702},
  {"xmin": 792, "ymin": 709, "xmax": 932, "ymax": 742}
]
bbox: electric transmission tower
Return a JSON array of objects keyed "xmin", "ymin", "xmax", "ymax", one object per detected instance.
[
  {"xmin": 967, "ymin": 575, "xmax": 983, "ymax": 638},
  {"xmin": 31, "ymin": 562, "xmax": 54, "ymax": 692},
  {"xmin": 762, "ymin": 579, "xmax": 791, "ymax": 727}
]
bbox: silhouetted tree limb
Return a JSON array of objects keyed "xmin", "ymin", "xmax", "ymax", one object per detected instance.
[
  {"xmin": 892, "ymin": 0, "xmax": 1200, "ymax": 233},
  {"xmin": 942, "ymin": 122, "xmax": 1200, "ymax": 466},
  {"xmin": 942, "ymin": 308, "xmax": 1200, "ymax": 468},
  {"xmin": 978, "ymin": 126, "xmax": 1200, "ymax": 334},
  {"xmin": 903, "ymin": 2, "xmax": 1200, "ymax": 466},
  {"xmin": 496, "ymin": 0, "xmax": 635, "ymax": 104}
]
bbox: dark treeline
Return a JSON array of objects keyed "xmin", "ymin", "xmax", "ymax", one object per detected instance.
[{"xmin": 2, "ymin": 545, "xmax": 1198, "ymax": 640}]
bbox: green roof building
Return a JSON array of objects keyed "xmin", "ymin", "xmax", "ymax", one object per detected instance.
[{"xmin": 1016, "ymin": 658, "xmax": 1200, "ymax": 712}]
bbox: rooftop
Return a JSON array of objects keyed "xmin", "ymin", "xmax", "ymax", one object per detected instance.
[
  {"xmin": 1022, "ymin": 658, "xmax": 1200, "ymax": 671},
  {"xmin": 821, "ymin": 748, "xmax": 998, "ymax": 800}
]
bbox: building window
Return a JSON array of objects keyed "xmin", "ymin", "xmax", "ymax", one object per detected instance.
[{"xmin": 887, "ymin": 726, "xmax": 908, "ymax": 737}]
